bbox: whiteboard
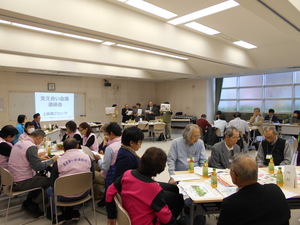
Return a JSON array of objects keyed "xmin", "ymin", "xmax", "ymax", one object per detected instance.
[{"xmin": 9, "ymin": 92, "xmax": 85, "ymax": 121}]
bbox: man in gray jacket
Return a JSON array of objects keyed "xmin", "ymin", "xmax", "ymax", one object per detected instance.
[{"xmin": 209, "ymin": 126, "xmax": 241, "ymax": 169}]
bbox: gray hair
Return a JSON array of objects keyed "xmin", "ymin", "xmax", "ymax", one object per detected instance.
[
  {"xmin": 263, "ymin": 126, "xmax": 278, "ymax": 135},
  {"xmin": 182, "ymin": 124, "xmax": 199, "ymax": 141},
  {"xmin": 231, "ymin": 155, "xmax": 258, "ymax": 182},
  {"xmin": 254, "ymin": 107, "xmax": 260, "ymax": 112},
  {"xmin": 29, "ymin": 129, "xmax": 46, "ymax": 138},
  {"xmin": 224, "ymin": 126, "xmax": 239, "ymax": 137}
]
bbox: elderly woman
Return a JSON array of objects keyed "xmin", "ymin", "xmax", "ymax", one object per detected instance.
[{"xmin": 106, "ymin": 147, "xmax": 183, "ymax": 225}]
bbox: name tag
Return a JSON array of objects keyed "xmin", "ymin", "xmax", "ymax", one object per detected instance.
[{"xmin": 266, "ymin": 154, "xmax": 272, "ymax": 159}]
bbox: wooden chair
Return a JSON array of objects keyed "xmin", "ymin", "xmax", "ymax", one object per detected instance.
[
  {"xmin": 50, "ymin": 172, "xmax": 96, "ymax": 225},
  {"xmin": 0, "ymin": 167, "xmax": 46, "ymax": 224},
  {"xmin": 114, "ymin": 193, "xmax": 131, "ymax": 225}
]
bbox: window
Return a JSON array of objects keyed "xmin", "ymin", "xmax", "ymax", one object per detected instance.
[{"xmin": 219, "ymin": 70, "xmax": 300, "ymax": 113}]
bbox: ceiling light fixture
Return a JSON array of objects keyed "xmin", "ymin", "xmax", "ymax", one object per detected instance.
[
  {"xmin": 102, "ymin": 41, "xmax": 116, "ymax": 46},
  {"xmin": 233, "ymin": 41, "xmax": 257, "ymax": 49},
  {"xmin": 123, "ymin": 0, "xmax": 177, "ymax": 19},
  {"xmin": 11, "ymin": 22, "xmax": 63, "ymax": 35},
  {"xmin": 168, "ymin": 0, "xmax": 239, "ymax": 25},
  {"xmin": 0, "ymin": 19, "xmax": 11, "ymax": 24},
  {"xmin": 185, "ymin": 22, "xmax": 220, "ymax": 35},
  {"xmin": 62, "ymin": 33, "xmax": 102, "ymax": 43},
  {"xmin": 116, "ymin": 44, "xmax": 188, "ymax": 60}
]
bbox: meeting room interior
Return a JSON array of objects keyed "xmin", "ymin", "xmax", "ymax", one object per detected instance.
[{"xmin": 0, "ymin": 0, "xmax": 300, "ymax": 224}]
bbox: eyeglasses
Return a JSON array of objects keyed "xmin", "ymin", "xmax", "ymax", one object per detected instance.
[{"xmin": 230, "ymin": 136, "xmax": 240, "ymax": 140}]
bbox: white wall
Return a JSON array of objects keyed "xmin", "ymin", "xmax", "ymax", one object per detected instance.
[
  {"xmin": 156, "ymin": 79, "xmax": 207, "ymax": 119},
  {"xmin": 0, "ymin": 72, "xmax": 209, "ymax": 127},
  {"xmin": 0, "ymin": 72, "xmax": 156, "ymax": 127}
]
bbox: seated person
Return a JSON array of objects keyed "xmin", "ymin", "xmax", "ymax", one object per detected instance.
[
  {"xmin": 249, "ymin": 108, "xmax": 264, "ymax": 135},
  {"xmin": 257, "ymin": 126, "xmax": 291, "ymax": 167},
  {"xmin": 210, "ymin": 127, "xmax": 241, "ymax": 169},
  {"xmin": 32, "ymin": 113, "xmax": 41, "ymax": 129},
  {"xmin": 114, "ymin": 126, "xmax": 144, "ymax": 181},
  {"xmin": 0, "ymin": 125, "xmax": 18, "ymax": 169},
  {"xmin": 61, "ymin": 121, "xmax": 82, "ymax": 142},
  {"xmin": 106, "ymin": 147, "xmax": 184, "ymax": 225},
  {"xmin": 290, "ymin": 110, "xmax": 300, "ymax": 124},
  {"xmin": 48, "ymin": 138, "xmax": 94, "ymax": 224},
  {"xmin": 18, "ymin": 121, "xmax": 35, "ymax": 141},
  {"xmin": 14, "ymin": 114, "xmax": 26, "ymax": 144},
  {"xmin": 228, "ymin": 112, "xmax": 249, "ymax": 135},
  {"xmin": 133, "ymin": 103, "xmax": 144, "ymax": 122},
  {"xmin": 78, "ymin": 122, "xmax": 99, "ymax": 152},
  {"xmin": 214, "ymin": 118, "xmax": 227, "ymax": 137},
  {"xmin": 98, "ymin": 123, "xmax": 110, "ymax": 154},
  {"xmin": 8, "ymin": 129, "xmax": 58, "ymax": 217},
  {"xmin": 264, "ymin": 108, "xmax": 279, "ymax": 123},
  {"xmin": 121, "ymin": 104, "xmax": 133, "ymax": 123},
  {"xmin": 196, "ymin": 114, "xmax": 211, "ymax": 135},
  {"xmin": 218, "ymin": 155, "xmax": 290, "ymax": 225},
  {"xmin": 167, "ymin": 124, "xmax": 206, "ymax": 183},
  {"xmin": 98, "ymin": 123, "xmax": 122, "ymax": 188}
]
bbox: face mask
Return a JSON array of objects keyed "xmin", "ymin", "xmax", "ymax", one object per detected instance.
[{"xmin": 27, "ymin": 128, "xmax": 35, "ymax": 134}]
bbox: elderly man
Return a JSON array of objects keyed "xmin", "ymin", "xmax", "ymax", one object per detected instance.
[
  {"xmin": 218, "ymin": 155, "xmax": 290, "ymax": 225},
  {"xmin": 257, "ymin": 126, "xmax": 291, "ymax": 167},
  {"xmin": 210, "ymin": 127, "xmax": 241, "ymax": 169},
  {"xmin": 8, "ymin": 129, "xmax": 58, "ymax": 217},
  {"xmin": 167, "ymin": 124, "xmax": 206, "ymax": 181},
  {"xmin": 249, "ymin": 107, "xmax": 264, "ymax": 135}
]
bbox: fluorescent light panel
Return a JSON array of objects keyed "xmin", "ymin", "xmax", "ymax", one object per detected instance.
[
  {"xmin": 233, "ymin": 41, "xmax": 257, "ymax": 49},
  {"xmin": 168, "ymin": 0, "xmax": 239, "ymax": 25},
  {"xmin": 185, "ymin": 22, "xmax": 220, "ymax": 35},
  {"xmin": 117, "ymin": 44, "xmax": 188, "ymax": 60},
  {"xmin": 62, "ymin": 33, "xmax": 102, "ymax": 43},
  {"xmin": 2, "ymin": 20, "xmax": 103, "ymax": 43},
  {"xmin": 124, "ymin": 0, "xmax": 177, "ymax": 19},
  {"xmin": 102, "ymin": 41, "xmax": 116, "ymax": 46},
  {"xmin": 0, "ymin": 19, "xmax": 11, "ymax": 24},
  {"xmin": 12, "ymin": 22, "xmax": 63, "ymax": 35}
]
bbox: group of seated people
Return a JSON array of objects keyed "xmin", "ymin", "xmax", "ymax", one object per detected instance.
[{"xmin": 0, "ymin": 108, "xmax": 297, "ymax": 224}]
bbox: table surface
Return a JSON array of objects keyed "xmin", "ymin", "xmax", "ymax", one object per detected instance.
[{"xmin": 175, "ymin": 166, "xmax": 300, "ymax": 203}]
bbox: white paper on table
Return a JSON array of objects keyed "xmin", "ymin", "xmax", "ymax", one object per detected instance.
[
  {"xmin": 281, "ymin": 188, "xmax": 299, "ymax": 199},
  {"xmin": 126, "ymin": 111, "xmax": 133, "ymax": 115},
  {"xmin": 171, "ymin": 173, "xmax": 200, "ymax": 182},
  {"xmin": 218, "ymin": 175, "xmax": 236, "ymax": 187},
  {"xmin": 178, "ymin": 182, "xmax": 223, "ymax": 201},
  {"xmin": 106, "ymin": 107, "xmax": 115, "ymax": 114},
  {"xmin": 216, "ymin": 186, "xmax": 237, "ymax": 198}
]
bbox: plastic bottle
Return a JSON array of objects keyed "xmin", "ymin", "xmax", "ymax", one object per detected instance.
[
  {"xmin": 188, "ymin": 157, "xmax": 194, "ymax": 173},
  {"xmin": 202, "ymin": 160, "xmax": 209, "ymax": 178},
  {"xmin": 276, "ymin": 167, "xmax": 283, "ymax": 187},
  {"xmin": 211, "ymin": 168, "xmax": 217, "ymax": 188},
  {"xmin": 298, "ymin": 132, "xmax": 300, "ymax": 143},
  {"xmin": 47, "ymin": 137, "xmax": 52, "ymax": 156},
  {"xmin": 268, "ymin": 157, "xmax": 274, "ymax": 174}
]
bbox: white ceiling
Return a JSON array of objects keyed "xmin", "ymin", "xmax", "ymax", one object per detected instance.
[{"xmin": 0, "ymin": 0, "xmax": 299, "ymax": 81}]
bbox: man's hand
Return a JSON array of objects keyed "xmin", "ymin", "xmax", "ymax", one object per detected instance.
[
  {"xmin": 107, "ymin": 219, "xmax": 116, "ymax": 225},
  {"xmin": 168, "ymin": 177, "xmax": 177, "ymax": 185}
]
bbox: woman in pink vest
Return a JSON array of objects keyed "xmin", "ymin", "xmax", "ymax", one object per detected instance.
[
  {"xmin": 18, "ymin": 121, "xmax": 35, "ymax": 141},
  {"xmin": 61, "ymin": 121, "xmax": 82, "ymax": 142},
  {"xmin": 0, "ymin": 125, "xmax": 18, "ymax": 169},
  {"xmin": 78, "ymin": 122, "xmax": 99, "ymax": 152}
]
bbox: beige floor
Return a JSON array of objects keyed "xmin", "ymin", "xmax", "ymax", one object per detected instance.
[{"xmin": 1, "ymin": 128, "xmax": 300, "ymax": 224}]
